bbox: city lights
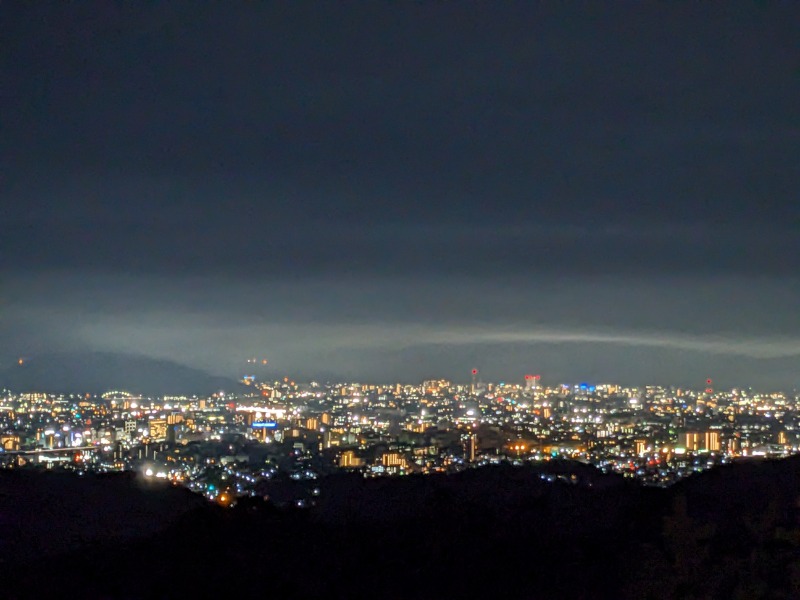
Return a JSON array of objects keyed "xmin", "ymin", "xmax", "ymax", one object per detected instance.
[{"xmin": 0, "ymin": 375, "xmax": 796, "ymax": 500}]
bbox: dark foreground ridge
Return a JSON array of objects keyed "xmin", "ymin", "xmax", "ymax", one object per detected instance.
[{"xmin": 3, "ymin": 458, "xmax": 800, "ymax": 599}]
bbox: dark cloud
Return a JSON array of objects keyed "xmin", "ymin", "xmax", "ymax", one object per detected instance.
[
  {"xmin": 2, "ymin": 213, "xmax": 799, "ymax": 280},
  {"xmin": 2, "ymin": 3, "xmax": 799, "ymax": 387}
]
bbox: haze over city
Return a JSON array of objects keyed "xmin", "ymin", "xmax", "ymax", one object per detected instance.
[{"xmin": 3, "ymin": 3, "xmax": 799, "ymax": 388}]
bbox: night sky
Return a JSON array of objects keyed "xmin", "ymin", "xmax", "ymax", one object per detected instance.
[{"xmin": 2, "ymin": 3, "xmax": 799, "ymax": 389}]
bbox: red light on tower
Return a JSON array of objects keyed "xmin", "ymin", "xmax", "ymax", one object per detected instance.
[
  {"xmin": 534, "ymin": 375, "xmax": 541, "ymax": 380},
  {"xmin": 706, "ymin": 378, "xmax": 712, "ymax": 385},
  {"xmin": 525, "ymin": 374, "xmax": 540, "ymax": 392},
  {"xmin": 470, "ymin": 368, "xmax": 479, "ymax": 394}
]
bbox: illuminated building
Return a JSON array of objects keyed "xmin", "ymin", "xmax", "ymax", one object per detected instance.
[
  {"xmin": 149, "ymin": 419, "xmax": 168, "ymax": 441},
  {"xmin": 339, "ymin": 450, "xmax": 364, "ymax": 468},
  {"xmin": 124, "ymin": 420, "xmax": 137, "ymax": 439},
  {"xmin": 682, "ymin": 432, "xmax": 702, "ymax": 452},
  {"xmin": 251, "ymin": 420, "xmax": 278, "ymax": 442},
  {"xmin": 524, "ymin": 374, "xmax": 541, "ymax": 394},
  {"xmin": 381, "ymin": 452, "xmax": 407, "ymax": 468},
  {"xmin": 462, "ymin": 432, "xmax": 477, "ymax": 462},
  {"xmin": 704, "ymin": 431, "xmax": 721, "ymax": 452},
  {"xmin": 0, "ymin": 434, "xmax": 20, "ymax": 451},
  {"xmin": 683, "ymin": 430, "xmax": 720, "ymax": 452}
]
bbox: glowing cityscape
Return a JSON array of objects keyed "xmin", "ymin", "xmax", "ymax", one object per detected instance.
[{"xmin": 2, "ymin": 370, "xmax": 797, "ymax": 507}]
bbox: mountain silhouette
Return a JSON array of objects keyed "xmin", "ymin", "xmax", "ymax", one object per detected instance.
[{"xmin": 0, "ymin": 352, "xmax": 240, "ymax": 396}]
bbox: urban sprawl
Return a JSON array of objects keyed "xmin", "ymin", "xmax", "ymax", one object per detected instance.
[{"xmin": 1, "ymin": 373, "xmax": 797, "ymax": 506}]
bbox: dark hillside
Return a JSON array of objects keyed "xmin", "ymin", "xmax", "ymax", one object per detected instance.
[{"xmin": 2, "ymin": 458, "xmax": 799, "ymax": 599}]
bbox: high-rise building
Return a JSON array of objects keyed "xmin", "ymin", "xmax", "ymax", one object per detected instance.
[
  {"xmin": 524, "ymin": 374, "xmax": 541, "ymax": 394},
  {"xmin": 462, "ymin": 432, "xmax": 477, "ymax": 462},
  {"xmin": 124, "ymin": 420, "xmax": 137, "ymax": 440},
  {"xmin": 704, "ymin": 431, "xmax": 721, "ymax": 452},
  {"xmin": 471, "ymin": 369, "xmax": 478, "ymax": 395},
  {"xmin": 634, "ymin": 439, "xmax": 647, "ymax": 455}
]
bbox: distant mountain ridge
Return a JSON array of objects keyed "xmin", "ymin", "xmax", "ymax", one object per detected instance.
[{"xmin": 0, "ymin": 352, "xmax": 241, "ymax": 396}]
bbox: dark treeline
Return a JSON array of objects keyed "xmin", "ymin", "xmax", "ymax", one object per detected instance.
[{"xmin": 3, "ymin": 458, "xmax": 800, "ymax": 599}]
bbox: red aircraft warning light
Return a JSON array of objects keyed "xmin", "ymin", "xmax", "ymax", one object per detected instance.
[
  {"xmin": 706, "ymin": 378, "xmax": 713, "ymax": 385},
  {"xmin": 524, "ymin": 374, "xmax": 533, "ymax": 380},
  {"xmin": 471, "ymin": 369, "xmax": 478, "ymax": 375}
]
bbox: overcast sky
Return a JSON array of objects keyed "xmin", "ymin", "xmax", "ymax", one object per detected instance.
[{"xmin": 2, "ymin": 3, "xmax": 799, "ymax": 389}]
